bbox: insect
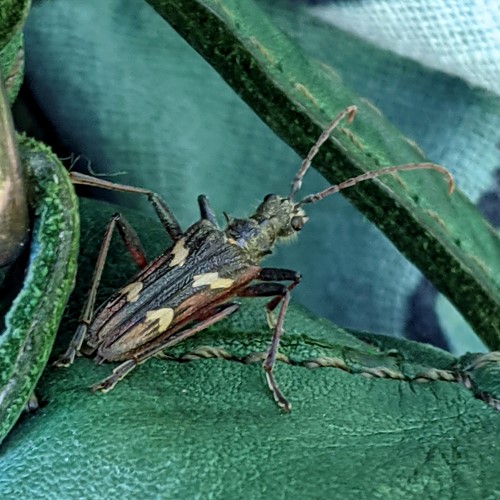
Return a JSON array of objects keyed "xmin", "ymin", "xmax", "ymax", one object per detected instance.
[{"xmin": 56, "ymin": 105, "xmax": 454, "ymax": 411}]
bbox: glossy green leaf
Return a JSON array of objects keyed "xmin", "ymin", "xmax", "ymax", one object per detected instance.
[{"xmin": 1, "ymin": 198, "xmax": 498, "ymax": 497}]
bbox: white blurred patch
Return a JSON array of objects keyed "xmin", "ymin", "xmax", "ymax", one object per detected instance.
[{"xmin": 310, "ymin": 0, "xmax": 500, "ymax": 95}]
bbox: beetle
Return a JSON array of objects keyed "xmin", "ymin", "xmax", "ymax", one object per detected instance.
[{"xmin": 56, "ymin": 105, "xmax": 454, "ymax": 411}]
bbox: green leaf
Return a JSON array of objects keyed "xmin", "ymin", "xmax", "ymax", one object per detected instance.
[
  {"xmin": 144, "ymin": 0, "xmax": 500, "ymax": 348},
  {"xmin": 0, "ymin": 0, "xmax": 29, "ymax": 101},
  {"xmin": 1, "ymin": 197, "xmax": 499, "ymax": 498},
  {"xmin": 0, "ymin": 0, "xmax": 30, "ymax": 50},
  {"xmin": 0, "ymin": 137, "xmax": 79, "ymax": 443}
]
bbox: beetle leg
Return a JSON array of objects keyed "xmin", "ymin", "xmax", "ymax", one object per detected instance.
[
  {"xmin": 239, "ymin": 268, "xmax": 301, "ymax": 411},
  {"xmin": 70, "ymin": 172, "xmax": 183, "ymax": 241},
  {"xmin": 90, "ymin": 303, "xmax": 239, "ymax": 393},
  {"xmin": 90, "ymin": 359, "xmax": 136, "ymax": 393},
  {"xmin": 54, "ymin": 213, "xmax": 147, "ymax": 367},
  {"xmin": 239, "ymin": 282, "xmax": 285, "ymax": 328},
  {"xmin": 257, "ymin": 268, "xmax": 301, "ymax": 310},
  {"xmin": 197, "ymin": 195, "xmax": 219, "ymax": 228}
]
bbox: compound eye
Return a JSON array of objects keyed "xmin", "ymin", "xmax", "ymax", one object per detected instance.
[{"xmin": 290, "ymin": 215, "xmax": 304, "ymax": 231}]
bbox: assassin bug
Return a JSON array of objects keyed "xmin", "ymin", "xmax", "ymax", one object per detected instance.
[{"xmin": 56, "ymin": 106, "xmax": 454, "ymax": 411}]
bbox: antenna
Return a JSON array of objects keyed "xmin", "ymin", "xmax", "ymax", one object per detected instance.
[
  {"xmin": 298, "ymin": 163, "xmax": 454, "ymax": 206},
  {"xmin": 289, "ymin": 105, "xmax": 454, "ymax": 205},
  {"xmin": 289, "ymin": 106, "xmax": 357, "ymax": 198}
]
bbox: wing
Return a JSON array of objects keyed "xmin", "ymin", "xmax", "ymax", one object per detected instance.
[{"xmin": 86, "ymin": 219, "xmax": 260, "ymax": 361}]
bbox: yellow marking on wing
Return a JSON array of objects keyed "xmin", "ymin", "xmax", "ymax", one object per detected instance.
[
  {"xmin": 145, "ymin": 307, "xmax": 175, "ymax": 332},
  {"xmin": 169, "ymin": 238, "xmax": 189, "ymax": 267},
  {"xmin": 192, "ymin": 272, "xmax": 234, "ymax": 289},
  {"xmin": 120, "ymin": 281, "xmax": 143, "ymax": 302}
]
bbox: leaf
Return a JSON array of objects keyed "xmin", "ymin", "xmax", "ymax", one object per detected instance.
[
  {"xmin": 0, "ymin": 0, "xmax": 29, "ymax": 101},
  {"xmin": 1, "ymin": 198, "xmax": 498, "ymax": 497},
  {"xmin": 0, "ymin": 138, "xmax": 79, "ymax": 443}
]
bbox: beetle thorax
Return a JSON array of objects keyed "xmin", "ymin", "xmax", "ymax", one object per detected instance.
[{"xmin": 224, "ymin": 195, "xmax": 308, "ymax": 264}]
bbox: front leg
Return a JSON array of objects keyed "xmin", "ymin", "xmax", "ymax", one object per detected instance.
[
  {"xmin": 239, "ymin": 268, "xmax": 301, "ymax": 411},
  {"xmin": 258, "ymin": 268, "xmax": 301, "ymax": 324}
]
